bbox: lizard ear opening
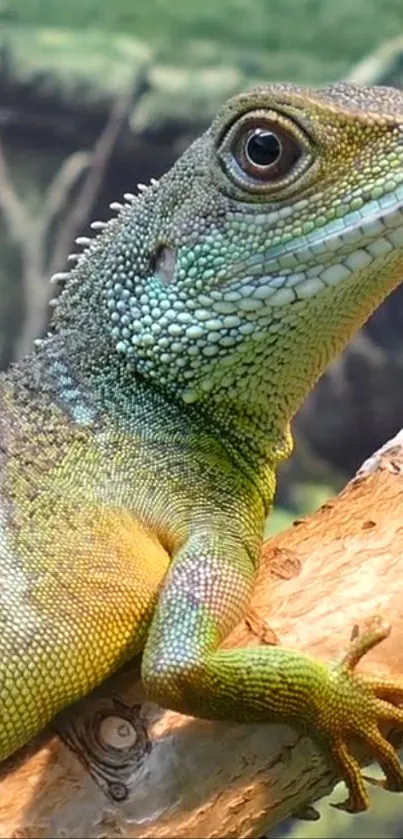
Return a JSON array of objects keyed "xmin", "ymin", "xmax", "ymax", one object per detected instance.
[{"xmin": 152, "ymin": 244, "xmax": 176, "ymax": 286}]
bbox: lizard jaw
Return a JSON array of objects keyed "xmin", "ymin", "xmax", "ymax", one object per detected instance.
[{"xmin": 219, "ymin": 184, "xmax": 403, "ymax": 308}]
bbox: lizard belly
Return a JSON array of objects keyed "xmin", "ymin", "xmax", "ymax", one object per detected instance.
[{"xmin": 0, "ymin": 503, "xmax": 169, "ymax": 761}]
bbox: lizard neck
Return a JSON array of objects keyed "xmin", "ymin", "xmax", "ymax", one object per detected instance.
[
  {"xmin": 20, "ymin": 327, "xmax": 288, "ymax": 511},
  {"xmin": 47, "ymin": 212, "xmax": 295, "ymax": 478},
  {"xmin": 47, "ymin": 170, "xmax": 403, "ymax": 480}
]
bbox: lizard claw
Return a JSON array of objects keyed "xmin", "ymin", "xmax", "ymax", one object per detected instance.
[{"xmin": 317, "ymin": 616, "xmax": 403, "ymax": 812}]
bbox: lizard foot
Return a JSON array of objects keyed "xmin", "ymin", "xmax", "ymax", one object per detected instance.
[{"xmin": 319, "ymin": 615, "xmax": 403, "ymax": 813}]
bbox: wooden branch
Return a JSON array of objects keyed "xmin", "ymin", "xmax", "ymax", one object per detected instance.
[{"xmin": 1, "ymin": 431, "xmax": 403, "ymax": 838}]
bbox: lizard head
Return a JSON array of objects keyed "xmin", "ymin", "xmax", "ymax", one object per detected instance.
[{"xmin": 55, "ymin": 82, "xmax": 403, "ymax": 436}]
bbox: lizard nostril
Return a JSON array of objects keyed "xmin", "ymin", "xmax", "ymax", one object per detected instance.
[{"xmin": 153, "ymin": 244, "xmax": 176, "ymax": 285}]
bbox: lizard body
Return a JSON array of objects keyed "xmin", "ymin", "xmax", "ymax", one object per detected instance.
[{"xmin": 2, "ymin": 81, "xmax": 403, "ymax": 811}]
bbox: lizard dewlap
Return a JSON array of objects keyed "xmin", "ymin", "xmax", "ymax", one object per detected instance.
[{"xmin": 1, "ymin": 82, "xmax": 403, "ymax": 813}]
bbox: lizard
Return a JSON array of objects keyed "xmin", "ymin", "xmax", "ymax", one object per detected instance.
[{"xmin": 1, "ymin": 80, "xmax": 403, "ymax": 814}]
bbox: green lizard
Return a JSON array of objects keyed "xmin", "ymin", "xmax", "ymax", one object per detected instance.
[{"xmin": 1, "ymin": 81, "xmax": 403, "ymax": 813}]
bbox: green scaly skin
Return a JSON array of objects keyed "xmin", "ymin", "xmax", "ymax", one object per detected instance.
[{"xmin": 2, "ymin": 81, "xmax": 403, "ymax": 812}]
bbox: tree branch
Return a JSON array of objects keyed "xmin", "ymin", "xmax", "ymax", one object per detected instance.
[{"xmin": 1, "ymin": 431, "xmax": 403, "ymax": 837}]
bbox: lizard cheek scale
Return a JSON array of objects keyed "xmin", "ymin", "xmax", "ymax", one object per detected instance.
[{"xmin": 1, "ymin": 82, "xmax": 403, "ymax": 816}]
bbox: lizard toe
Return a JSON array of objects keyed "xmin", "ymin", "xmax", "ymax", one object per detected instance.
[
  {"xmin": 314, "ymin": 618, "xmax": 403, "ymax": 811},
  {"xmin": 364, "ymin": 724, "xmax": 403, "ymax": 792},
  {"xmin": 330, "ymin": 739, "xmax": 369, "ymax": 813}
]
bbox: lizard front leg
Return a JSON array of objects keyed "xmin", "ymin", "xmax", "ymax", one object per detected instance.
[{"xmin": 141, "ymin": 528, "xmax": 403, "ymax": 812}]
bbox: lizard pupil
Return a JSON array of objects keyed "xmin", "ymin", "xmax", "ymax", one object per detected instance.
[{"xmin": 246, "ymin": 129, "xmax": 281, "ymax": 168}]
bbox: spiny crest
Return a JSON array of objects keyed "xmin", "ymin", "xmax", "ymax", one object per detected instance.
[{"xmin": 48, "ymin": 178, "xmax": 160, "ymax": 290}]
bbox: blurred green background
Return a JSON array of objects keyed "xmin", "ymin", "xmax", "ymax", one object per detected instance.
[
  {"xmin": 1, "ymin": 1, "xmax": 403, "ymax": 836},
  {"xmin": 7, "ymin": 0, "xmax": 403, "ymax": 83}
]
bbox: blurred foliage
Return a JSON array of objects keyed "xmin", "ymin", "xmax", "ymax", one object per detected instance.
[
  {"xmin": 4, "ymin": 0, "xmax": 403, "ymax": 93},
  {"xmin": 271, "ymin": 765, "xmax": 403, "ymax": 839},
  {"xmin": 265, "ymin": 506, "xmax": 295, "ymax": 537},
  {"xmin": 265, "ymin": 483, "xmax": 334, "ymax": 537},
  {"xmin": 0, "ymin": 25, "xmax": 151, "ymax": 100},
  {"xmin": 4, "ymin": 0, "xmax": 403, "ymax": 85}
]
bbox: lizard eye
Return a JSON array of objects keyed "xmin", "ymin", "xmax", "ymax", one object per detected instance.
[
  {"xmin": 235, "ymin": 121, "xmax": 302, "ymax": 182},
  {"xmin": 217, "ymin": 109, "xmax": 312, "ymax": 196},
  {"xmin": 245, "ymin": 129, "xmax": 282, "ymax": 168}
]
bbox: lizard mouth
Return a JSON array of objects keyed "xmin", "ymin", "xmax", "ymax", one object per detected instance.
[
  {"xmin": 285, "ymin": 184, "xmax": 403, "ymax": 267},
  {"xmin": 225, "ymin": 185, "xmax": 403, "ymax": 307}
]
